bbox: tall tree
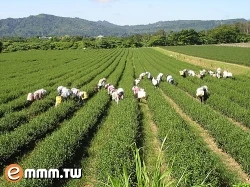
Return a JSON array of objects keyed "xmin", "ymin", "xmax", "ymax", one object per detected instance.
[
  {"xmin": 208, "ymin": 25, "xmax": 240, "ymax": 43},
  {"xmin": 178, "ymin": 29, "xmax": 201, "ymax": 45}
]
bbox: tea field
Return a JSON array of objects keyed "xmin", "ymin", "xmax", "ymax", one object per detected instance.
[{"xmin": 0, "ymin": 47, "xmax": 250, "ymax": 187}]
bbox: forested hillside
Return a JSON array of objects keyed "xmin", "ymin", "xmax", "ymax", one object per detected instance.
[{"xmin": 0, "ymin": 14, "xmax": 248, "ymax": 37}]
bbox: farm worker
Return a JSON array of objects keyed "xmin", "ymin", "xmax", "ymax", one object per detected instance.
[
  {"xmin": 105, "ymin": 83, "xmax": 115, "ymax": 95},
  {"xmin": 188, "ymin": 70, "xmax": 195, "ymax": 76},
  {"xmin": 208, "ymin": 70, "xmax": 215, "ymax": 76},
  {"xmin": 196, "ymin": 85, "xmax": 209, "ymax": 103},
  {"xmin": 152, "ymin": 77, "xmax": 159, "ymax": 88},
  {"xmin": 27, "ymin": 93, "xmax": 34, "ymax": 103},
  {"xmin": 111, "ymin": 91, "xmax": 119, "ymax": 104},
  {"xmin": 217, "ymin": 68, "xmax": 221, "ymax": 73},
  {"xmin": 61, "ymin": 88, "xmax": 71, "ymax": 100},
  {"xmin": 117, "ymin": 88, "xmax": 124, "ymax": 100},
  {"xmin": 57, "ymin": 86, "xmax": 65, "ymax": 95},
  {"xmin": 157, "ymin": 73, "xmax": 163, "ymax": 81},
  {"xmin": 78, "ymin": 91, "xmax": 88, "ymax": 100},
  {"xmin": 134, "ymin": 78, "xmax": 140, "ymax": 86},
  {"xmin": 74, "ymin": 91, "xmax": 84, "ymax": 106},
  {"xmin": 104, "ymin": 83, "xmax": 110, "ymax": 89},
  {"xmin": 197, "ymin": 69, "xmax": 206, "ymax": 79},
  {"xmin": 223, "ymin": 70, "xmax": 233, "ymax": 78},
  {"xmin": 34, "ymin": 88, "xmax": 47, "ymax": 100},
  {"xmin": 71, "ymin": 88, "xmax": 80, "ymax": 99},
  {"xmin": 139, "ymin": 73, "xmax": 146, "ymax": 79},
  {"xmin": 55, "ymin": 96, "xmax": 62, "ymax": 107},
  {"xmin": 111, "ymin": 88, "xmax": 123, "ymax": 104},
  {"xmin": 132, "ymin": 86, "xmax": 140, "ymax": 98},
  {"xmin": 179, "ymin": 69, "xmax": 188, "ymax": 77},
  {"xmin": 137, "ymin": 88, "xmax": 146, "ymax": 102},
  {"xmin": 216, "ymin": 68, "xmax": 222, "ymax": 79},
  {"xmin": 200, "ymin": 69, "xmax": 206, "ymax": 75},
  {"xmin": 166, "ymin": 74, "xmax": 174, "ymax": 84},
  {"xmin": 107, "ymin": 84, "xmax": 115, "ymax": 95},
  {"xmin": 81, "ymin": 91, "xmax": 88, "ymax": 100},
  {"xmin": 97, "ymin": 78, "xmax": 106, "ymax": 90},
  {"xmin": 147, "ymin": 72, "xmax": 152, "ymax": 80}
]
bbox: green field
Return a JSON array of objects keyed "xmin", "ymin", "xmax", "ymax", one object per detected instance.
[
  {"xmin": 162, "ymin": 45, "xmax": 250, "ymax": 67},
  {"xmin": 0, "ymin": 48, "xmax": 250, "ymax": 187}
]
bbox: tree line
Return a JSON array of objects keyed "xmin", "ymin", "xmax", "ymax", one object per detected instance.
[{"xmin": 0, "ymin": 22, "xmax": 250, "ymax": 53}]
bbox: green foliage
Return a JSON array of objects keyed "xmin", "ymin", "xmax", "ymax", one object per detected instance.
[
  {"xmin": 1, "ymin": 19, "xmax": 250, "ymax": 52},
  {"xmin": 163, "ymin": 45, "xmax": 250, "ymax": 66},
  {"xmin": 106, "ymin": 140, "xmax": 173, "ymax": 187},
  {"xmin": 1, "ymin": 49, "xmax": 250, "ymax": 187},
  {"xmin": 0, "ymin": 14, "xmax": 247, "ymax": 37},
  {"xmin": 207, "ymin": 24, "xmax": 241, "ymax": 43},
  {"xmin": 132, "ymin": 49, "xmax": 241, "ymax": 186},
  {"xmin": 1, "ymin": 49, "xmax": 125, "ymax": 187},
  {"xmin": 136, "ymin": 48, "xmax": 250, "ymax": 178}
]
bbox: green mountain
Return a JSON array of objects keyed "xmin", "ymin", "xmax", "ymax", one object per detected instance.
[{"xmin": 0, "ymin": 14, "xmax": 248, "ymax": 37}]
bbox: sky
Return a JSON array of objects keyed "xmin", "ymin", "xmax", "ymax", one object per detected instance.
[{"xmin": 0, "ymin": 0, "xmax": 249, "ymax": 26}]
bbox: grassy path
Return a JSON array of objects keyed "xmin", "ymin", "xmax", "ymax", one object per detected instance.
[{"xmin": 154, "ymin": 47, "xmax": 250, "ymax": 76}]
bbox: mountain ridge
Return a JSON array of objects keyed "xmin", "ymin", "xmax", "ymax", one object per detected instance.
[{"xmin": 0, "ymin": 14, "xmax": 248, "ymax": 37}]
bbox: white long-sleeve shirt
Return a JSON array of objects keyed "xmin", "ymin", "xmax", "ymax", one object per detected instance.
[
  {"xmin": 61, "ymin": 88, "xmax": 71, "ymax": 98},
  {"xmin": 71, "ymin": 88, "xmax": 79, "ymax": 95},
  {"xmin": 157, "ymin": 73, "xmax": 163, "ymax": 80},
  {"xmin": 147, "ymin": 72, "xmax": 152, "ymax": 79},
  {"xmin": 108, "ymin": 85, "xmax": 115, "ymax": 95},
  {"xmin": 152, "ymin": 78, "xmax": 158, "ymax": 86},
  {"xmin": 196, "ymin": 86, "xmax": 208, "ymax": 97},
  {"xmin": 135, "ymin": 79, "xmax": 140, "ymax": 86},
  {"xmin": 166, "ymin": 75, "xmax": 173, "ymax": 83}
]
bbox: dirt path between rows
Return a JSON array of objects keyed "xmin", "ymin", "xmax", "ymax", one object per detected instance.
[
  {"xmin": 154, "ymin": 46, "xmax": 250, "ymax": 133},
  {"xmin": 140, "ymin": 102, "xmax": 174, "ymax": 185},
  {"xmin": 154, "ymin": 47, "xmax": 250, "ymax": 76},
  {"xmin": 160, "ymin": 90, "xmax": 250, "ymax": 183},
  {"xmin": 183, "ymin": 91, "xmax": 250, "ymax": 134}
]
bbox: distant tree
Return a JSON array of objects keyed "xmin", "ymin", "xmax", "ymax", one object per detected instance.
[
  {"xmin": 148, "ymin": 30, "xmax": 167, "ymax": 46},
  {"xmin": 208, "ymin": 25, "xmax": 241, "ymax": 43},
  {"xmin": 198, "ymin": 30, "xmax": 208, "ymax": 44},
  {"xmin": 167, "ymin": 31, "xmax": 179, "ymax": 46},
  {"xmin": 153, "ymin": 29, "xmax": 166, "ymax": 36},
  {"xmin": 0, "ymin": 41, "xmax": 3, "ymax": 53},
  {"xmin": 235, "ymin": 22, "xmax": 250, "ymax": 35},
  {"xmin": 177, "ymin": 29, "xmax": 201, "ymax": 45}
]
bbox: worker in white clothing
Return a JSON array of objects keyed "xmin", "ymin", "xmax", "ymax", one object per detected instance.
[
  {"xmin": 139, "ymin": 73, "xmax": 146, "ymax": 79},
  {"xmin": 147, "ymin": 72, "xmax": 152, "ymax": 80},
  {"xmin": 156, "ymin": 73, "xmax": 163, "ymax": 82},
  {"xmin": 196, "ymin": 85, "xmax": 209, "ymax": 103},
  {"xmin": 61, "ymin": 88, "xmax": 72, "ymax": 100},
  {"xmin": 152, "ymin": 77, "xmax": 159, "ymax": 88},
  {"xmin": 111, "ymin": 88, "xmax": 124, "ymax": 104},
  {"xmin": 57, "ymin": 86, "xmax": 65, "ymax": 95},
  {"xmin": 34, "ymin": 88, "xmax": 47, "ymax": 100},
  {"xmin": 216, "ymin": 68, "xmax": 222, "ymax": 79},
  {"xmin": 166, "ymin": 74, "xmax": 174, "ymax": 84},
  {"xmin": 117, "ymin": 88, "xmax": 124, "ymax": 100},
  {"xmin": 105, "ymin": 83, "xmax": 116, "ymax": 95},
  {"xmin": 71, "ymin": 88, "xmax": 80, "ymax": 99},
  {"xmin": 134, "ymin": 78, "xmax": 140, "ymax": 86},
  {"xmin": 97, "ymin": 78, "xmax": 106, "ymax": 91}
]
